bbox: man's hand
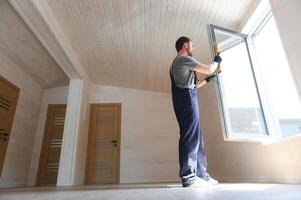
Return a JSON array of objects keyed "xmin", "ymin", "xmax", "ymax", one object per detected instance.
[
  {"xmin": 196, "ymin": 79, "xmax": 207, "ymax": 88},
  {"xmin": 196, "ymin": 75, "xmax": 217, "ymax": 88},
  {"xmin": 205, "ymin": 74, "xmax": 216, "ymax": 83},
  {"xmin": 214, "ymin": 52, "xmax": 222, "ymax": 64}
]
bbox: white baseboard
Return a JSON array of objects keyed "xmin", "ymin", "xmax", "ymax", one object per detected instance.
[{"xmin": 218, "ymin": 176, "xmax": 301, "ymax": 184}]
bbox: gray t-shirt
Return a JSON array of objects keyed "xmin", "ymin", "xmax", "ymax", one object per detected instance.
[{"xmin": 170, "ymin": 56, "xmax": 200, "ymax": 89}]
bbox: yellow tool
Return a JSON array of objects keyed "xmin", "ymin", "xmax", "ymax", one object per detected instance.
[{"xmin": 214, "ymin": 44, "xmax": 222, "ymax": 73}]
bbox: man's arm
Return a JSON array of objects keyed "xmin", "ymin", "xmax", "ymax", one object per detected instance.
[
  {"xmin": 192, "ymin": 53, "xmax": 222, "ymax": 75},
  {"xmin": 193, "ymin": 62, "xmax": 218, "ymax": 75}
]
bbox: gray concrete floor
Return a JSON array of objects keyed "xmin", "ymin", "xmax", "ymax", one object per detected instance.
[{"xmin": 0, "ymin": 183, "xmax": 301, "ymax": 200}]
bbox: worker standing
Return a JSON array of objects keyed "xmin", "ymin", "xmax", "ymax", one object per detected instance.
[{"xmin": 170, "ymin": 36, "xmax": 222, "ymax": 187}]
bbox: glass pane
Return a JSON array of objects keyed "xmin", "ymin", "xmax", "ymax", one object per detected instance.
[
  {"xmin": 253, "ymin": 17, "xmax": 301, "ymax": 138},
  {"xmin": 214, "ymin": 29, "xmax": 268, "ymax": 136}
]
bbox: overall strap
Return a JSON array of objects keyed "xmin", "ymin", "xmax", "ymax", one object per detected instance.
[{"xmin": 170, "ymin": 58, "xmax": 176, "ymax": 84}]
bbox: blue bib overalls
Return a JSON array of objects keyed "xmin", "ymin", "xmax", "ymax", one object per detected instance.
[{"xmin": 170, "ymin": 69, "xmax": 210, "ymax": 186}]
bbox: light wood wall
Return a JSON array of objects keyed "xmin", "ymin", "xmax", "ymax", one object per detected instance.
[
  {"xmin": 0, "ymin": 51, "xmax": 43, "ymax": 188},
  {"xmin": 90, "ymin": 84, "xmax": 180, "ymax": 183}
]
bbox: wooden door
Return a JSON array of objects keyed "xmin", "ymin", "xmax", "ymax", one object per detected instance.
[
  {"xmin": 0, "ymin": 76, "xmax": 20, "ymax": 176},
  {"xmin": 36, "ymin": 104, "xmax": 66, "ymax": 186},
  {"xmin": 85, "ymin": 104, "xmax": 121, "ymax": 184}
]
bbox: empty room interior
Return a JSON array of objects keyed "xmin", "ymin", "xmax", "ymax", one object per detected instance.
[{"xmin": 0, "ymin": 0, "xmax": 301, "ymax": 199}]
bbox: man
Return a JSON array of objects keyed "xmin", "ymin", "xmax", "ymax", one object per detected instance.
[{"xmin": 170, "ymin": 36, "xmax": 222, "ymax": 187}]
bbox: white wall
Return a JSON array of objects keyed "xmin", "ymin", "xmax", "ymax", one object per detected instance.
[
  {"xmin": 90, "ymin": 85, "xmax": 179, "ymax": 183},
  {"xmin": 269, "ymin": 0, "xmax": 301, "ymax": 97},
  {"xmin": 26, "ymin": 86, "xmax": 69, "ymax": 186},
  {"xmin": 199, "ymin": 0, "xmax": 301, "ymax": 184},
  {"xmin": 72, "ymin": 79, "xmax": 91, "ymax": 185},
  {"xmin": 57, "ymin": 79, "xmax": 91, "ymax": 186},
  {"xmin": 0, "ymin": 51, "xmax": 43, "ymax": 187}
]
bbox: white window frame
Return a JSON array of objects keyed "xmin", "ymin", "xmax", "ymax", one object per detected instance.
[
  {"xmin": 208, "ymin": 24, "xmax": 273, "ymax": 142},
  {"xmin": 246, "ymin": 11, "xmax": 284, "ymax": 141},
  {"xmin": 208, "ymin": 0, "xmax": 300, "ymax": 142},
  {"xmin": 206, "ymin": 1, "xmax": 287, "ymax": 142}
]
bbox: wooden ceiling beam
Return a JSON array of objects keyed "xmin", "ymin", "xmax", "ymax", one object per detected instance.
[{"xmin": 9, "ymin": 0, "xmax": 90, "ymax": 81}]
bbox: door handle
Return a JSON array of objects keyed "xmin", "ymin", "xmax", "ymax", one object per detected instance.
[
  {"xmin": 110, "ymin": 140, "xmax": 117, "ymax": 144},
  {"xmin": 0, "ymin": 131, "xmax": 8, "ymax": 141}
]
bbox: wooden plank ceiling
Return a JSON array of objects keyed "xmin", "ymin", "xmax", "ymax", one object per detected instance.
[
  {"xmin": 46, "ymin": 0, "xmax": 259, "ymax": 92},
  {"xmin": 0, "ymin": 0, "xmax": 69, "ymax": 88}
]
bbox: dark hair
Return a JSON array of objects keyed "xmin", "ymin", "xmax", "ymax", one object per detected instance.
[{"xmin": 175, "ymin": 36, "xmax": 191, "ymax": 52}]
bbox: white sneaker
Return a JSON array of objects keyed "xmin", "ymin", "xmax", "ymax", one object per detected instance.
[
  {"xmin": 207, "ymin": 177, "xmax": 219, "ymax": 185},
  {"xmin": 183, "ymin": 177, "xmax": 210, "ymax": 187}
]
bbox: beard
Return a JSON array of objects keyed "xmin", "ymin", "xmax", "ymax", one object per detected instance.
[{"xmin": 185, "ymin": 47, "xmax": 193, "ymax": 56}]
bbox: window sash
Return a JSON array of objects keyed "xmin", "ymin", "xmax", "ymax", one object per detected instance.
[{"xmin": 208, "ymin": 24, "xmax": 270, "ymax": 140}]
